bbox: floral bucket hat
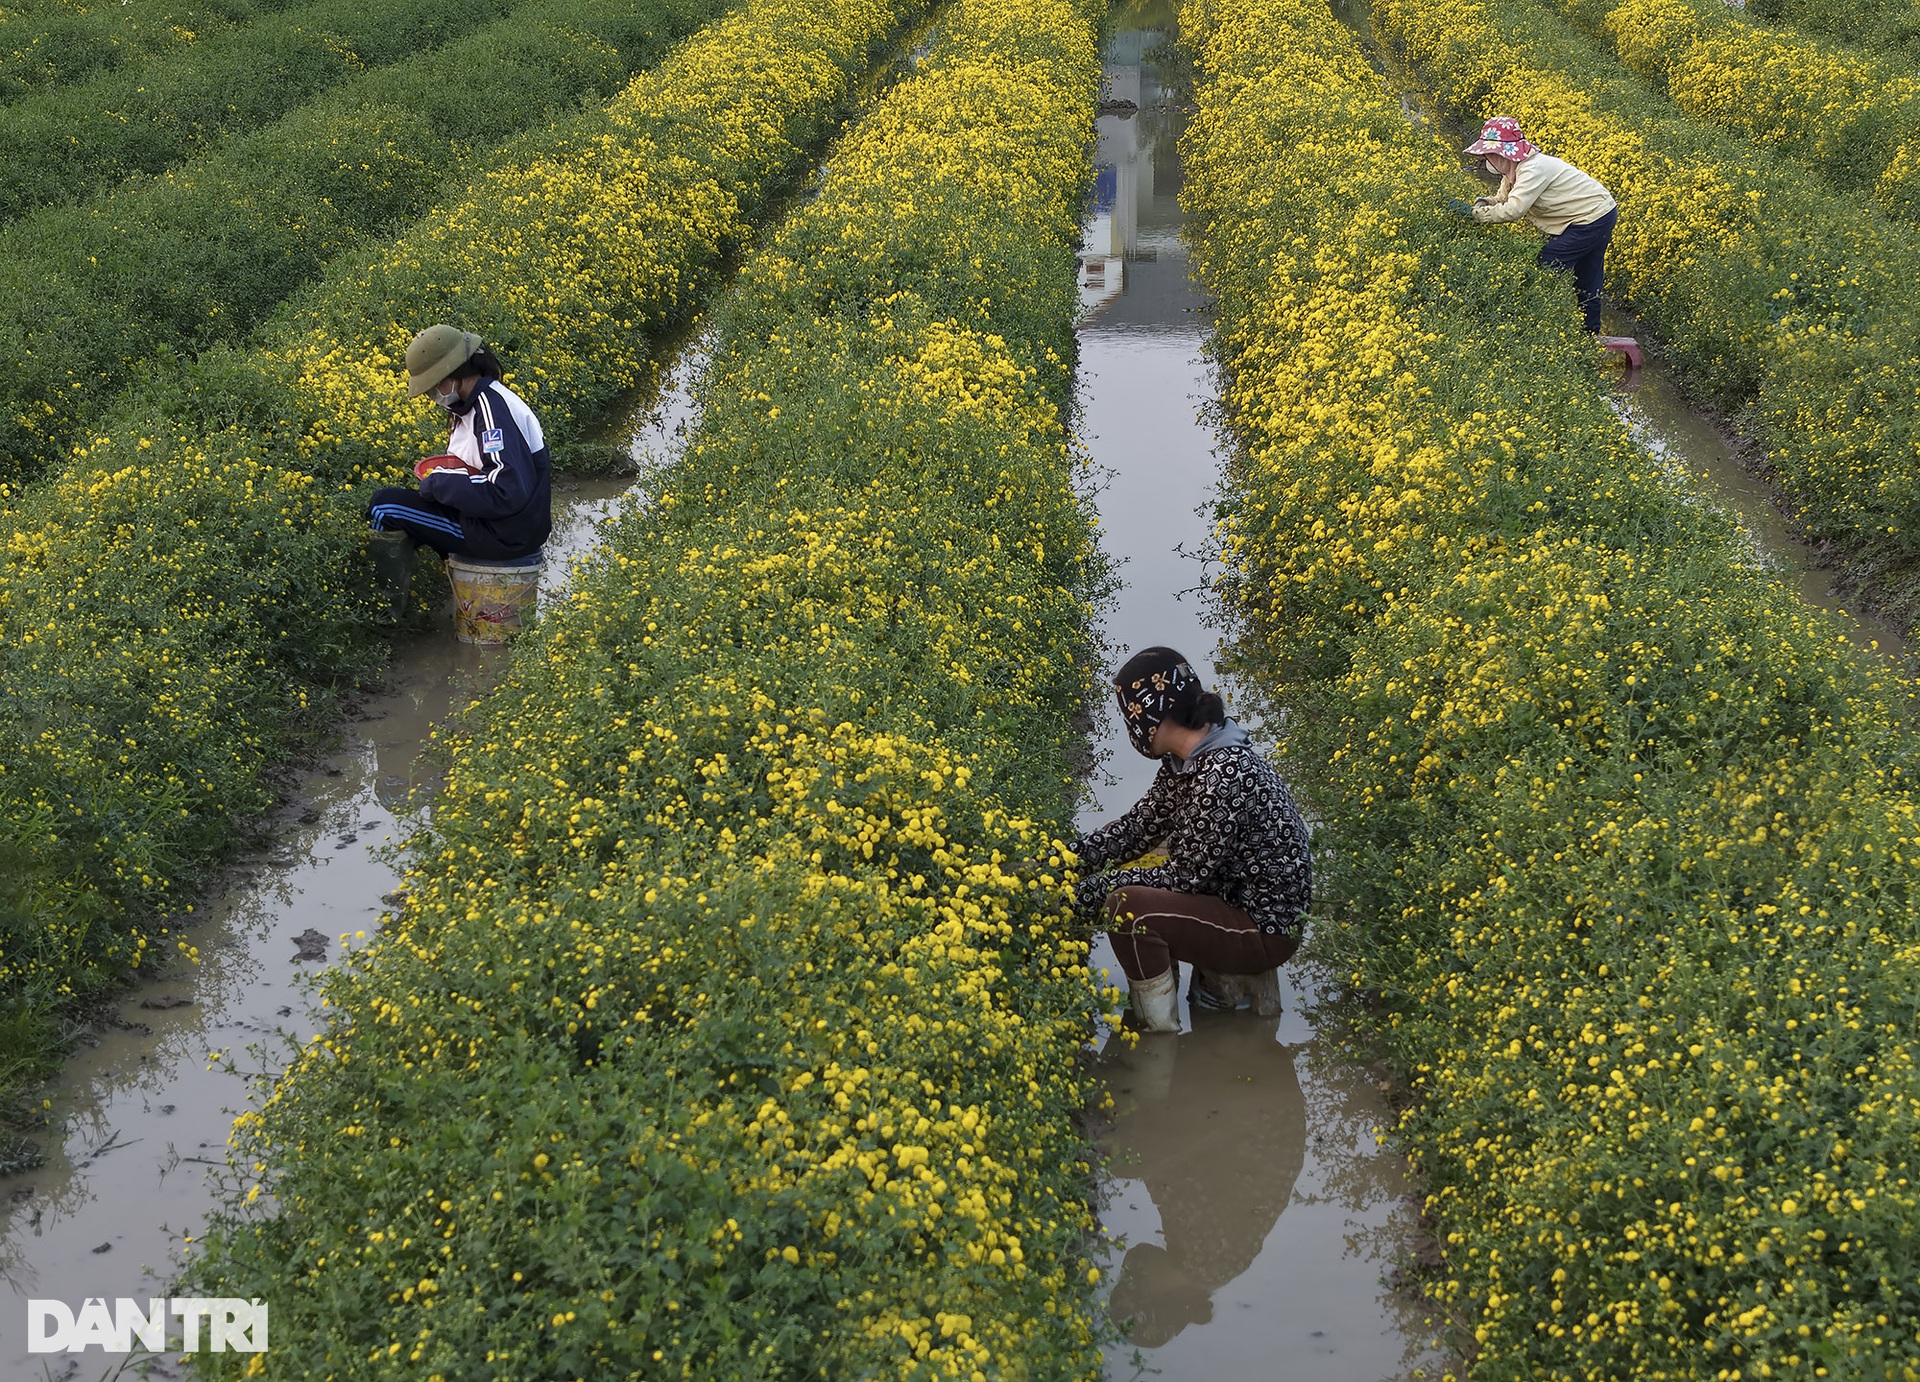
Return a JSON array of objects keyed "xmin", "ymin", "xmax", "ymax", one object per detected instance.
[{"xmin": 1464, "ymin": 116, "xmax": 1537, "ymax": 161}]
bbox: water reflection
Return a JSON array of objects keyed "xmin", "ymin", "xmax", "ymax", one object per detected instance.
[
  {"xmin": 368, "ymin": 634, "xmax": 507, "ymax": 811},
  {"xmin": 1080, "ymin": 25, "xmax": 1191, "ymax": 326},
  {"xmin": 0, "ymin": 646, "xmax": 435, "ymax": 1341},
  {"xmin": 1080, "ymin": 12, "xmax": 1440, "ymax": 1377},
  {"xmin": 1100, "ymin": 1020, "xmax": 1305, "ymax": 1347}
]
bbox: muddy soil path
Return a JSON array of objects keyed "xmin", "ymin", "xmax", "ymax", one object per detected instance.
[{"xmin": 1076, "ymin": 12, "xmax": 1443, "ymax": 1378}]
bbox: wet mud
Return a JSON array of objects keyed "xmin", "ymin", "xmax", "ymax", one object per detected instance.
[{"xmin": 1606, "ymin": 352, "xmax": 1909, "ymax": 663}]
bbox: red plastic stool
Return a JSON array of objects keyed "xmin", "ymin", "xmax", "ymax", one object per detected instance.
[{"xmin": 1599, "ymin": 335, "xmax": 1644, "ymax": 368}]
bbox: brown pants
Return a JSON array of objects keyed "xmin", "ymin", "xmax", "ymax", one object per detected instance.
[{"xmin": 1104, "ymin": 886, "xmax": 1299, "ymax": 982}]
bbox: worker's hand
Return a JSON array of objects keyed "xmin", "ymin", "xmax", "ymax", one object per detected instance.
[
  {"xmin": 1445, "ymin": 198, "xmax": 1476, "ymax": 220},
  {"xmin": 1473, "ymin": 195, "xmax": 1492, "ymax": 206}
]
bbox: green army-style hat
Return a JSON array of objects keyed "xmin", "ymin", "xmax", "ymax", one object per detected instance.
[{"xmin": 404, "ymin": 324, "xmax": 481, "ymax": 397}]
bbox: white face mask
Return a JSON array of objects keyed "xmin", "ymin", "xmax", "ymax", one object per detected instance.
[
  {"xmin": 431, "ymin": 380, "xmax": 461, "ymax": 410},
  {"xmin": 1484, "ymin": 158, "xmax": 1501, "ymax": 176}
]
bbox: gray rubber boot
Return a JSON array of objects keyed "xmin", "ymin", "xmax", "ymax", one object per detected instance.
[
  {"xmin": 367, "ymin": 529, "xmax": 413, "ymax": 622},
  {"xmin": 1128, "ymin": 966, "xmax": 1180, "ymax": 1033}
]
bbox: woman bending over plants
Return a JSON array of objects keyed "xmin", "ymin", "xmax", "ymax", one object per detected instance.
[
  {"xmin": 1072, "ymin": 647, "xmax": 1313, "ymax": 1033},
  {"xmin": 1449, "ymin": 115, "xmax": 1619, "ymax": 334}
]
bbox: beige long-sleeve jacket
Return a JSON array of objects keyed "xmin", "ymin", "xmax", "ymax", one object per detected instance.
[{"xmin": 1472, "ymin": 153, "xmax": 1616, "ymax": 236}]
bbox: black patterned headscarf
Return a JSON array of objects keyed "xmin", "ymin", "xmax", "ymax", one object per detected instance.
[{"xmin": 1114, "ymin": 655, "xmax": 1199, "ymax": 758}]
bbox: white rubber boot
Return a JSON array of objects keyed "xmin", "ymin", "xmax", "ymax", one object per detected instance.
[{"xmin": 1128, "ymin": 966, "xmax": 1181, "ymax": 1033}]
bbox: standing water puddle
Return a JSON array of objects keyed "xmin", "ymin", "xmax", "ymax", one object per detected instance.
[
  {"xmin": 0, "ymin": 353, "xmax": 702, "ymax": 1379},
  {"xmin": 1078, "ymin": 14, "xmax": 1442, "ymax": 1378},
  {"xmin": 1605, "ymin": 348, "xmax": 1909, "ymax": 663}
]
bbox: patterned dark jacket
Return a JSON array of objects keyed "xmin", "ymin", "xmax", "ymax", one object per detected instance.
[{"xmin": 1072, "ymin": 721, "xmax": 1312, "ymax": 936}]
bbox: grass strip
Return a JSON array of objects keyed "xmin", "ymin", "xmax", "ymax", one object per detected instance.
[
  {"xmin": 0, "ymin": 0, "xmax": 731, "ymax": 486},
  {"xmin": 0, "ymin": 0, "xmax": 922, "ymax": 1112},
  {"xmin": 1184, "ymin": 0, "xmax": 1920, "ymax": 1374},
  {"xmin": 1372, "ymin": 0, "xmax": 1920, "ymax": 633},
  {"xmin": 1545, "ymin": 0, "xmax": 1920, "ymax": 218},
  {"xmin": 182, "ymin": 0, "xmax": 1107, "ymax": 1372}
]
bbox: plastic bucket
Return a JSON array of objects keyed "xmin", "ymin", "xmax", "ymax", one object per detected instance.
[{"xmin": 446, "ymin": 552, "xmax": 543, "ymax": 645}]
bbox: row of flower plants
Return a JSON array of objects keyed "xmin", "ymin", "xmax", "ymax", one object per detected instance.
[
  {"xmin": 0, "ymin": 0, "xmax": 731, "ymax": 485},
  {"xmin": 183, "ymin": 0, "xmax": 1108, "ymax": 1372},
  {"xmin": 1183, "ymin": 0, "xmax": 1920, "ymax": 1375},
  {"xmin": 1545, "ymin": 0, "xmax": 1920, "ymax": 217},
  {"xmin": 1371, "ymin": 0, "xmax": 1920, "ymax": 634},
  {"xmin": 1745, "ymin": 0, "xmax": 1920, "ymax": 72},
  {"xmin": 0, "ymin": 0, "xmax": 926, "ymax": 1110},
  {"xmin": 2, "ymin": 0, "xmax": 523, "ymax": 225},
  {"xmin": 0, "ymin": 0, "xmax": 305, "ymax": 105}
]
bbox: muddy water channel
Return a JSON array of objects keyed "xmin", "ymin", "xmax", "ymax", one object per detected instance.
[
  {"xmin": 0, "ymin": 362, "xmax": 699, "ymax": 1379},
  {"xmin": 1077, "ymin": 17, "xmax": 1440, "ymax": 1379},
  {"xmin": 1079, "ymin": 12, "xmax": 1916, "ymax": 1381},
  {"xmin": 1605, "ymin": 349, "xmax": 1909, "ymax": 662}
]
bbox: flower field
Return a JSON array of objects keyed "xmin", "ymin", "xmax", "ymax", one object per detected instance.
[
  {"xmin": 14, "ymin": 0, "xmax": 1920, "ymax": 1366},
  {"xmin": 1745, "ymin": 0, "xmax": 1920, "ymax": 73},
  {"xmin": 1184, "ymin": 0, "xmax": 1920, "ymax": 1375},
  {"xmin": 1547, "ymin": 0, "xmax": 1920, "ymax": 217},
  {"xmin": 2, "ymin": 0, "xmax": 528, "ymax": 225},
  {"xmin": 0, "ymin": 0, "xmax": 921, "ymax": 1104},
  {"xmin": 183, "ymin": 0, "xmax": 1107, "ymax": 1371},
  {"xmin": 1372, "ymin": 0, "xmax": 1920, "ymax": 633},
  {"xmin": 0, "ymin": 0, "xmax": 307, "ymax": 104},
  {"xmin": 0, "ymin": 0, "xmax": 737, "ymax": 487}
]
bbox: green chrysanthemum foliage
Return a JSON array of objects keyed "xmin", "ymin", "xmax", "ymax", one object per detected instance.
[
  {"xmin": 1185, "ymin": 0, "xmax": 1920, "ymax": 1375},
  {"xmin": 183, "ymin": 0, "xmax": 1111, "ymax": 1374}
]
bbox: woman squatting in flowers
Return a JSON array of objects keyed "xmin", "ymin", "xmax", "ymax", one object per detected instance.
[
  {"xmin": 366, "ymin": 324, "xmax": 553, "ymax": 559},
  {"xmin": 1071, "ymin": 647, "xmax": 1313, "ymax": 1033}
]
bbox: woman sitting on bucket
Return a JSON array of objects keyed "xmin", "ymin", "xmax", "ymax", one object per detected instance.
[
  {"xmin": 366, "ymin": 324, "xmax": 552, "ymax": 560},
  {"xmin": 1449, "ymin": 115, "xmax": 1619, "ymax": 336},
  {"xmin": 1071, "ymin": 648, "xmax": 1313, "ymax": 1033}
]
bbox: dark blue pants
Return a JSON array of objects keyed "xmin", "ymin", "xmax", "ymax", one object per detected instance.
[
  {"xmin": 367, "ymin": 487, "xmax": 476, "ymax": 557},
  {"xmin": 1538, "ymin": 205, "xmax": 1617, "ymax": 334}
]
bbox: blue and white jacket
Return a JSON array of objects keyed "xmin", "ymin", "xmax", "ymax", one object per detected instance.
[{"xmin": 421, "ymin": 379, "xmax": 552, "ymax": 558}]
